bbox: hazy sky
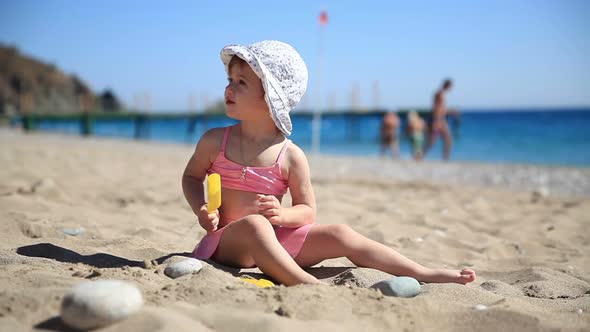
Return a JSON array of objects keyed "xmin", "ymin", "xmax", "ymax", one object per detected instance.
[{"xmin": 1, "ymin": 0, "xmax": 589, "ymax": 111}]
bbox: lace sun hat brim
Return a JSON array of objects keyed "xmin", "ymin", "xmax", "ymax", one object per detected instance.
[{"xmin": 220, "ymin": 41, "xmax": 308, "ymax": 136}]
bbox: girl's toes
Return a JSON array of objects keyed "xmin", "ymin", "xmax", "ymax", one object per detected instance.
[
  {"xmin": 459, "ymin": 269, "xmax": 476, "ymax": 282},
  {"xmin": 461, "ymin": 268, "xmax": 475, "ymax": 275}
]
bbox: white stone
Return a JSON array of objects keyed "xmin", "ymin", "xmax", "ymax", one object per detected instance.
[
  {"xmin": 532, "ymin": 186, "xmax": 550, "ymax": 199},
  {"xmin": 577, "ymin": 308, "xmax": 583, "ymax": 315},
  {"xmin": 164, "ymin": 258, "xmax": 203, "ymax": 279},
  {"xmin": 61, "ymin": 280, "xmax": 143, "ymax": 330},
  {"xmin": 415, "ymin": 237, "xmax": 424, "ymax": 243},
  {"xmin": 433, "ymin": 230, "xmax": 447, "ymax": 237},
  {"xmin": 474, "ymin": 304, "xmax": 488, "ymax": 311},
  {"xmin": 62, "ymin": 227, "xmax": 85, "ymax": 236},
  {"xmin": 539, "ymin": 186, "xmax": 550, "ymax": 197}
]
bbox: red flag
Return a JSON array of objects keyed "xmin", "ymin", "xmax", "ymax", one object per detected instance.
[{"xmin": 319, "ymin": 11, "xmax": 328, "ymax": 26}]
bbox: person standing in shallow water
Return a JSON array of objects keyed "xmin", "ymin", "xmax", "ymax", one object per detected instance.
[
  {"xmin": 406, "ymin": 110, "xmax": 426, "ymax": 161},
  {"xmin": 424, "ymin": 79, "xmax": 459, "ymax": 160},
  {"xmin": 380, "ymin": 112, "xmax": 400, "ymax": 159},
  {"xmin": 182, "ymin": 41, "xmax": 476, "ymax": 286}
]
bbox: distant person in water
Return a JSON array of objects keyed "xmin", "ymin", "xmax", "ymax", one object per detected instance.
[
  {"xmin": 423, "ymin": 79, "xmax": 460, "ymax": 160},
  {"xmin": 406, "ymin": 110, "xmax": 426, "ymax": 161},
  {"xmin": 380, "ymin": 111, "xmax": 400, "ymax": 158}
]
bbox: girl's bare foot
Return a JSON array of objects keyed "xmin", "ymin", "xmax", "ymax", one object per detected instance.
[{"xmin": 420, "ymin": 268, "xmax": 476, "ymax": 284}]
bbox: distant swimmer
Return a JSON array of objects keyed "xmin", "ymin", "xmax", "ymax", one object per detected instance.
[
  {"xmin": 423, "ymin": 78, "xmax": 459, "ymax": 160},
  {"xmin": 380, "ymin": 112, "xmax": 400, "ymax": 159},
  {"xmin": 406, "ymin": 110, "xmax": 426, "ymax": 161}
]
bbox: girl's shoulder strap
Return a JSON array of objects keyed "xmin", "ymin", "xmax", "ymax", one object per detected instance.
[
  {"xmin": 219, "ymin": 126, "xmax": 231, "ymax": 152},
  {"xmin": 276, "ymin": 139, "xmax": 291, "ymax": 165}
]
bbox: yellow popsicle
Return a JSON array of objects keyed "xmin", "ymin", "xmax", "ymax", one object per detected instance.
[
  {"xmin": 207, "ymin": 173, "xmax": 221, "ymax": 213},
  {"xmin": 238, "ymin": 277, "xmax": 275, "ymax": 288}
]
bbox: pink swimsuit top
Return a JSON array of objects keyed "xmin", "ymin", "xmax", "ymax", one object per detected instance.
[{"xmin": 208, "ymin": 127, "xmax": 290, "ymax": 196}]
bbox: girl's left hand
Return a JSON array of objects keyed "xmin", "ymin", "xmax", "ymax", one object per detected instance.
[{"xmin": 257, "ymin": 194, "xmax": 282, "ymax": 225}]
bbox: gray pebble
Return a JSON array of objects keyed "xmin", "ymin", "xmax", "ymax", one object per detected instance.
[
  {"xmin": 62, "ymin": 227, "xmax": 85, "ymax": 236},
  {"xmin": 31, "ymin": 178, "xmax": 56, "ymax": 193},
  {"xmin": 61, "ymin": 280, "xmax": 143, "ymax": 330},
  {"xmin": 370, "ymin": 276, "xmax": 421, "ymax": 297},
  {"xmin": 164, "ymin": 258, "xmax": 203, "ymax": 278}
]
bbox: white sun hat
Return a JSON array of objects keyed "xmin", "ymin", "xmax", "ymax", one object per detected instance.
[{"xmin": 220, "ymin": 40, "xmax": 308, "ymax": 136}]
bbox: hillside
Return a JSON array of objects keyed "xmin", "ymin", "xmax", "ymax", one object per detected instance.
[{"xmin": 0, "ymin": 45, "xmax": 121, "ymax": 115}]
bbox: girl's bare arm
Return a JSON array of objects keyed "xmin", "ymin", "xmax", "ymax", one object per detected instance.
[
  {"xmin": 278, "ymin": 144, "xmax": 316, "ymax": 227},
  {"xmin": 182, "ymin": 128, "xmax": 221, "ymax": 215}
]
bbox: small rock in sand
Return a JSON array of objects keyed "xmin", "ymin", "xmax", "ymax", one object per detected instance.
[
  {"xmin": 164, "ymin": 258, "xmax": 203, "ymax": 278},
  {"xmin": 31, "ymin": 178, "xmax": 57, "ymax": 193},
  {"xmin": 370, "ymin": 277, "xmax": 421, "ymax": 298},
  {"xmin": 433, "ymin": 230, "xmax": 447, "ymax": 237},
  {"xmin": 474, "ymin": 304, "xmax": 488, "ymax": 311},
  {"xmin": 531, "ymin": 187, "xmax": 550, "ymax": 201},
  {"xmin": 62, "ymin": 227, "xmax": 85, "ymax": 236},
  {"xmin": 140, "ymin": 260, "xmax": 154, "ymax": 269},
  {"xmin": 61, "ymin": 280, "xmax": 143, "ymax": 330},
  {"xmin": 577, "ymin": 309, "xmax": 583, "ymax": 315}
]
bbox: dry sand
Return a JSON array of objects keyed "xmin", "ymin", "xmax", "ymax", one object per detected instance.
[{"xmin": 0, "ymin": 129, "xmax": 588, "ymax": 331}]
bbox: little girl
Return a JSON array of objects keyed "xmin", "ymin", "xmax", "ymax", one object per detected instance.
[{"xmin": 182, "ymin": 40, "xmax": 476, "ymax": 286}]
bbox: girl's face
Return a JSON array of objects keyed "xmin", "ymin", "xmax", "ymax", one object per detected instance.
[{"xmin": 224, "ymin": 58, "xmax": 268, "ymax": 120}]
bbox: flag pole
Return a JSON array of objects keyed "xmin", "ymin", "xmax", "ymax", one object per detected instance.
[{"xmin": 312, "ymin": 11, "xmax": 327, "ymax": 155}]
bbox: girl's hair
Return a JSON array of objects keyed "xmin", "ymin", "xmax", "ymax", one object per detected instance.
[
  {"xmin": 228, "ymin": 56, "xmax": 248, "ymax": 72},
  {"xmin": 227, "ymin": 56, "xmax": 264, "ymax": 97}
]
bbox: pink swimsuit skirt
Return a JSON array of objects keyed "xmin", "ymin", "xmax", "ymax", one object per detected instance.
[{"xmin": 192, "ymin": 222, "xmax": 313, "ymax": 267}]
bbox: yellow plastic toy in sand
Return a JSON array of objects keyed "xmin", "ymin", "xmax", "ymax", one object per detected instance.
[
  {"xmin": 238, "ymin": 277, "xmax": 275, "ymax": 288},
  {"xmin": 207, "ymin": 173, "xmax": 221, "ymax": 213}
]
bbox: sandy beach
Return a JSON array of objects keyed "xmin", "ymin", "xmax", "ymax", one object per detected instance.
[{"xmin": 0, "ymin": 129, "xmax": 588, "ymax": 331}]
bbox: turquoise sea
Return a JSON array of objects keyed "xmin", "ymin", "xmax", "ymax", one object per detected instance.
[{"xmin": 30, "ymin": 108, "xmax": 590, "ymax": 167}]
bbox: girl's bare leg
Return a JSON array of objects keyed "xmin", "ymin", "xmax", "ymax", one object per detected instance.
[
  {"xmin": 212, "ymin": 215, "xmax": 319, "ymax": 286},
  {"xmin": 295, "ymin": 224, "xmax": 475, "ymax": 284}
]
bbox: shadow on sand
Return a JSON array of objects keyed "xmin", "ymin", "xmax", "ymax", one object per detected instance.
[
  {"xmin": 16, "ymin": 242, "xmax": 191, "ymax": 268},
  {"xmin": 17, "ymin": 242, "xmax": 355, "ymax": 285}
]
